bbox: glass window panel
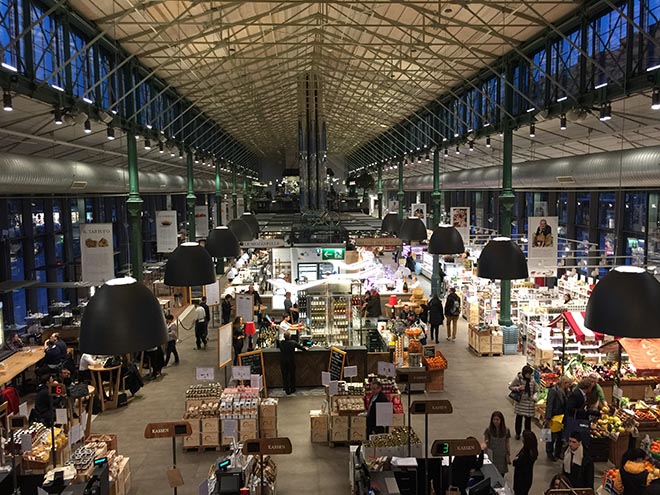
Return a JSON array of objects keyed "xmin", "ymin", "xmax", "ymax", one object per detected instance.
[
  {"xmin": 558, "ymin": 192, "xmax": 569, "ymax": 225},
  {"xmin": 649, "ymin": 193, "xmax": 660, "ymax": 267},
  {"xmin": 598, "ymin": 192, "xmax": 616, "ymax": 229},
  {"xmin": 32, "ymin": 199, "xmax": 45, "ymax": 235},
  {"xmin": 0, "ymin": 0, "xmax": 23, "ymax": 72},
  {"xmin": 31, "ymin": 4, "xmax": 65, "ymax": 88},
  {"xmin": 576, "ymin": 193, "xmax": 590, "ymax": 225},
  {"xmin": 624, "ymin": 192, "xmax": 647, "ymax": 232},
  {"xmin": 587, "ymin": 4, "xmax": 628, "ymax": 88},
  {"xmin": 8, "ymin": 198, "xmax": 22, "ymax": 238}
]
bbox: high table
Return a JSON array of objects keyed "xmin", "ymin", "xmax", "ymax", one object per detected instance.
[
  {"xmin": 0, "ymin": 347, "xmax": 43, "ymax": 386},
  {"xmin": 88, "ymin": 364, "xmax": 122, "ymax": 412}
]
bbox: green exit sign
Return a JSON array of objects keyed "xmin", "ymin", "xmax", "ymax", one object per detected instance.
[{"xmin": 322, "ymin": 248, "xmax": 345, "ymax": 260}]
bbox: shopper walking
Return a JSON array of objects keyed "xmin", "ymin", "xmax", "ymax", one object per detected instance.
[
  {"xmin": 279, "ymin": 331, "xmax": 306, "ymax": 395},
  {"xmin": 232, "ymin": 316, "xmax": 245, "ymax": 365},
  {"xmin": 221, "ymin": 294, "xmax": 233, "ymax": 325},
  {"xmin": 427, "ymin": 294, "xmax": 444, "ymax": 343},
  {"xmin": 513, "ymin": 430, "xmax": 538, "ymax": 495},
  {"xmin": 147, "ymin": 345, "xmax": 164, "ymax": 380},
  {"xmin": 193, "ymin": 299, "xmax": 208, "ymax": 350},
  {"xmin": 545, "ymin": 375, "xmax": 571, "ymax": 461},
  {"xmin": 509, "ymin": 365, "xmax": 538, "ymax": 440},
  {"xmin": 483, "ymin": 411, "xmax": 511, "ymax": 476},
  {"xmin": 444, "ymin": 287, "xmax": 461, "ymax": 341},
  {"xmin": 164, "ymin": 314, "xmax": 180, "ymax": 366},
  {"xmin": 200, "ymin": 295, "xmax": 210, "ymax": 343},
  {"xmin": 562, "ymin": 431, "xmax": 594, "ymax": 490},
  {"xmin": 405, "ymin": 252, "xmax": 416, "ymax": 274},
  {"xmin": 366, "ymin": 380, "xmax": 389, "ymax": 436}
]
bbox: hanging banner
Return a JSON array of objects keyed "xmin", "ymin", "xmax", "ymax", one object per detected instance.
[
  {"xmin": 450, "ymin": 207, "xmax": 470, "ymax": 246},
  {"xmin": 237, "ymin": 197, "xmax": 245, "ymax": 218},
  {"xmin": 388, "ymin": 200, "xmax": 399, "ymax": 213},
  {"xmin": 205, "ymin": 280, "xmax": 220, "ymax": 306},
  {"xmin": 220, "ymin": 201, "xmax": 231, "ymax": 225},
  {"xmin": 195, "ymin": 206, "xmax": 209, "ymax": 239},
  {"xmin": 236, "ymin": 293, "xmax": 254, "ymax": 322},
  {"xmin": 528, "ymin": 216, "xmax": 558, "ymax": 277},
  {"xmin": 156, "ymin": 211, "xmax": 178, "ymax": 253},
  {"xmin": 411, "ymin": 203, "xmax": 426, "ymax": 221},
  {"xmin": 80, "ymin": 223, "xmax": 114, "ymax": 285}
]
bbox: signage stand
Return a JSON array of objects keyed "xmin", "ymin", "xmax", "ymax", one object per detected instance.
[
  {"xmin": 396, "ymin": 370, "xmax": 429, "ymax": 456},
  {"xmin": 144, "ymin": 422, "xmax": 193, "ymax": 495},
  {"xmin": 242, "ymin": 438, "xmax": 293, "ymax": 495},
  {"xmin": 431, "ymin": 438, "xmax": 482, "ymax": 493}
]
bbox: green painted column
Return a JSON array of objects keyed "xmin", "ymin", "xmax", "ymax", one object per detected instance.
[
  {"xmin": 499, "ymin": 122, "xmax": 515, "ymax": 327},
  {"xmin": 431, "ymin": 147, "xmax": 443, "ymax": 296},
  {"xmin": 215, "ymin": 161, "xmax": 223, "ymax": 226},
  {"xmin": 186, "ymin": 151, "xmax": 196, "ymax": 242},
  {"xmin": 243, "ymin": 173, "xmax": 249, "ymax": 213},
  {"xmin": 397, "ymin": 160, "xmax": 404, "ymax": 220},
  {"xmin": 377, "ymin": 164, "xmax": 383, "ymax": 218},
  {"xmin": 126, "ymin": 129, "xmax": 144, "ymax": 282},
  {"xmin": 232, "ymin": 163, "xmax": 238, "ymax": 219}
]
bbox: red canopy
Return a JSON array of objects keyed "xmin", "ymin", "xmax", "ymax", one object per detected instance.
[
  {"xmin": 599, "ymin": 338, "xmax": 660, "ymax": 377},
  {"xmin": 550, "ymin": 311, "xmax": 605, "ymax": 343}
]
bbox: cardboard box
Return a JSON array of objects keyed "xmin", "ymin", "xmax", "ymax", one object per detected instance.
[
  {"xmin": 331, "ymin": 428, "xmax": 349, "ymax": 442},
  {"xmin": 183, "ymin": 433, "xmax": 200, "ymax": 447},
  {"xmin": 85, "ymin": 434, "xmax": 118, "ymax": 452},
  {"xmin": 221, "ymin": 435, "xmax": 235, "ymax": 446},
  {"xmin": 201, "ymin": 432, "xmax": 219, "ymax": 446},
  {"xmin": 330, "ymin": 415, "xmax": 349, "ymax": 431},
  {"xmin": 201, "ymin": 418, "xmax": 220, "ymax": 432},
  {"xmin": 311, "ymin": 429, "xmax": 328, "ymax": 443},
  {"xmin": 186, "ymin": 419, "xmax": 201, "ymax": 432},
  {"xmin": 240, "ymin": 431, "xmax": 259, "ymax": 442},
  {"xmin": 261, "ymin": 429, "xmax": 278, "ymax": 439},
  {"xmin": 260, "ymin": 417, "xmax": 276, "ymax": 430},
  {"xmin": 260, "ymin": 401, "xmax": 278, "ymax": 418},
  {"xmin": 240, "ymin": 419, "xmax": 257, "ymax": 431},
  {"xmin": 350, "ymin": 416, "xmax": 366, "ymax": 430},
  {"xmin": 350, "ymin": 428, "xmax": 366, "ymax": 442}
]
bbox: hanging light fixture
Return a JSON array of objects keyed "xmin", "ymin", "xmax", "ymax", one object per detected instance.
[
  {"xmin": 206, "ymin": 226, "xmax": 241, "ymax": 259},
  {"xmin": 529, "ymin": 122, "xmax": 536, "ymax": 137},
  {"xmin": 159, "ymin": 142, "xmax": 165, "ymax": 153},
  {"xmin": 3, "ymin": 89, "xmax": 12, "ymax": 111},
  {"xmin": 106, "ymin": 125, "xmax": 115, "ymax": 140},
  {"xmin": 468, "ymin": 141, "xmax": 474, "ymax": 151},
  {"xmin": 598, "ymin": 102, "xmax": 612, "ymax": 121},
  {"xmin": 477, "ymin": 237, "xmax": 528, "ymax": 280},
  {"xmin": 443, "ymin": 148, "xmax": 449, "ymax": 158},
  {"xmin": 425, "ymin": 152, "xmax": 430, "ymax": 162},
  {"xmin": 584, "ymin": 266, "xmax": 660, "ymax": 338},
  {"xmin": 560, "ymin": 114, "xmax": 567, "ymax": 130},
  {"xmin": 227, "ymin": 218, "xmax": 255, "ymax": 242},
  {"xmin": 179, "ymin": 148, "xmax": 184, "ymax": 159},
  {"xmin": 398, "ymin": 217, "xmax": 427, "ymax": 243},
  {"xmin": 241, "ymin": 212, "xmax": 260, "ymax": 237},
  {"xmin": 83, "ymin": 118, "xmax": 92, "ymax": 134},
  {"xmin": 54, "ymin": 108, "xmax": 63, "ymax": 125},
  {"xmin": 164, "ymin": 242, "xmax": 216, "ymax": 286},
  {"xmin": 428, "ymin": 225, "xmax": 465, "ymax": 254},
  {"xmin": 486, "ymin": 137, "xmax": 491, "ymax": 148},
  {"xmin": 652, "ymin": 88, "xmax": 660, "ymax": 110},
  {"xmin": 80, "ymin": 277, "xmax": 167, "ymax": 355},
  {"xmin": 144, "ymin": 138, "xmax": 151, "ymax": 150},
  {"xmin": 455, "ymin": 145, "xmax": 460, "ymax": 155},
  {"xmin": 381, "ymin": 213, "xmax": 401, "ymax": 234}
]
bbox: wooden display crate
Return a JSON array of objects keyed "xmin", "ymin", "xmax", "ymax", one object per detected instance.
[
  {"xmin": 183, "ymin": 432, "xmax": 201, "ymax": 448},
  {"xmin": 469, "ymin": 328, "xmax": 503, "ymax": 356},
  {"xmin": 609, "ymin": 432, "xmax": 631, "ymax": 467},
  {"xmin": 425, "ymin": 369, "xmax": 445, "ymax": 392},
  {"xmin": 310, "ymin": 410, "xmax": 328, "ymax": 443},
  {"xmin": 201, "ymin": 418, "xmax": 220, "ymax": 432}
]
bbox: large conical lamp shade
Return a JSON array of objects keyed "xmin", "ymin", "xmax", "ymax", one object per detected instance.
[
  {"xmin": 477, "ymin": 237, "xmax": 528, "ymax": 280},
  {"xmin": 206, "ymin": 226, "xmax": 240, "ymax": 258},
  {"xmin": 381, "ymin": 213, "xmax": 401, "ymax": 234},
  {"xmin": 585, "ymin": 266, "xmax": 660, "ymax": 338},
  {"xmin": 398, "ymin": 217, "xmax": 427, "ymax": 243},
  {"xmin": 428, "ymin": 225, "xmax": 465, "ymax": 254},
  {"xmin": 228, "ymin": 218, "xmax": 254, "ymax": 242},
  {"xmin": 164, "ymin": 242, "xmax": 216, "ymax": 286},
  {"xmin": 241, "ymin": 213, "xmax": 260, "ymax": 237},
  {"xmin": 80, "ymin": 277, "xmax": 167, "ymax": 355}
]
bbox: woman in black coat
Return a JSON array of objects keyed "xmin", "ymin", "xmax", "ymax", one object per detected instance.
[
  {"xmin": 427, "ymin": 294, "xmax": 444, "ymax": 344},
  {"xmin": 513, "ymin": 430, "xmax": 538, "ymax": 495}
]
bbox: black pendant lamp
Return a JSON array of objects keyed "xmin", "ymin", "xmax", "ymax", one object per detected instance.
[
  {"xmin": 585, "ymin": 266, "xmax": 660, "ymax": 338},
  {"xmin": 227, "ymin": 218, "xmax": 255, "ymax": 242},
  {"xmin": 241, "ymin": 212, "xmax": 260, "ymax": 237},
  {"xmin": 164, "ymin": 242, "xmax": 216, "ymax": 286},
  {"xmin": 477, "ymin": 237, "xmax": 528, "ymax": 280},
  {"xmin": 398, "ymin": 217, "xmax": 428, "ymax": 243},
  {"xmin": 80, "ymin": 277, "xmax": 167, "ymax": 355},
  {"xmin": 428, "ymin": 225, "xmax": 465, "ymax": 254},
  {"xmin": 381, "ymin": 213, "xmax": 401, "ymax": 234},
  {"xmin": 206, "ymin": 226, "xmax": 241, "ymax": 258}
]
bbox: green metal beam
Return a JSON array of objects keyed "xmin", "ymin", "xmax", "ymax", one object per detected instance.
[
  {"xmin": 126, "ymin": 129, "xmax": 143, "ymax": 282},
  {"xmin": 186, "ymin": 151, "xmax": 196, "ymax": 242}
]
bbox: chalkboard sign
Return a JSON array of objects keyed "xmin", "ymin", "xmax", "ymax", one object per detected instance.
[
  {"xmin": 423, "ymin": 345, "xmax": 437, "ymax": 359},
  {"xmin": 328, "ymin": 347, "xmax": 346, "ymax": 381},
  {"xmin": 238, "ymin": 350, "xmax": 267, "ymax": 397}
]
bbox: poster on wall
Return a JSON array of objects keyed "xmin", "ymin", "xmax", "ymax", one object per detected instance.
[
  {"xmin": 80, "ymin": 223, "xmax": 115, "ymax": 285},
  {"xmin": 450, "ymin": 207, "xmax": 470, "ymax": 246},
  {"xmin": 220, "ymin": 200, "xmax": 230, "ymax": 225},
  {"xmin": 194, "ymin": 206, "xmax": 208, "ymax": 239},
  {"xmin": 411, "ymin": 203, "xmax": 426, "ymax": 221},
  {"xmin": 534, "ymin": 201, "xmax": 548, "ymax": 217},
  {"xmin": 528, "ymin": 216, "xmax": 558, "ymax": 277},
  {"xmin": 388, "ymin": 200, "xmax": 399, "ymax": 213},
  {"xmin": 156, "ymin": 210, "xmax": 178, "ymax": 253}
]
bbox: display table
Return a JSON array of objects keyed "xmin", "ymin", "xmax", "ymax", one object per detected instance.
[
  {"xmin": 262, "ymin": 346, "xmax": 367, "ymax": 388},
  {"xmin": 0, "ymin": 346, "xmax": 43, "ymax": 385},
  {"xmin": 88, "ymin": 364, "xmax": 122, "ymax": 412},
  {"xmin": 468, "ymin": 324, "xmax": 503, "ymax": 356}
]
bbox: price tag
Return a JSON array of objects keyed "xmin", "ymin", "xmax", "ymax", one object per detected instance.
[
  {"xmin": 321, "ymin": 371, "xmax": 331, "ymax": 386},
  {"xmin": 55, "ymin": 408, "xmax": 68, "ymax": 425},
  {"xmin": 376, "ymin": 402, "xmax": 393, "ymax": 427},
  {"xmin": 19, "ymin": 402, "xmax": 28, "ymax": 417},
  {"xmin": 250, "ymin": 374, "xmax": 262, "ymax": 390},
  {"xmin": 377, "ymin": 361, "xmax": 396, "ymax": 377},
  {"xmin": 196, "ymin": 367, "xmax": 215, "ymax": 382},
  {"xmin": 70, "ymin": 424, "xmax": 82, "ymax": 444},
  {"xmin": 328, "ymin": 380, "xmax": 339, "ymax": 396},
  {"xmin": 344, "ymin": 366, "xmax": 358, "ymax": 378},
  {"xmin": 613, "ymin": 385, "xmax": 623, "ymax": 400},
  {"xmin": 223, "ymin": 419, "xmax": 238, "ymax": 437},
  {"xmin": 232, "ymin": 366, "xmax": 251, "ymax": 381}
]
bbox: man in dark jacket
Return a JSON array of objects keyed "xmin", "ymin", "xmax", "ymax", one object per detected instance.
[
  {"xmin": 280, "ymin": 331, "xmax": 306, "ymax": 395},
  {"xmin": 444, "ymin": 288, "xmax": 461, "ymax": 341},
  {"xmin": 365, "ymin": 290, "xmax": 382, "ymax": 318},
  {"xmin": 564, "ymin": 378, "xmax": 594, "ymax": 444},
  {"xmin": 366, "ymin": 380, "xmax": 390, "ymax": 436},
  {"xmin": 545, "ymin": 376, "xmax": 571, "ymax": 461},
  {"xmin": 427, "ymin": 294, "xmax": 444, "ymax": 343},
  {"xmin": 221, "ymin": 294, "xmax": 232, "ymax": 324},
  {"xmin": 563, "ymin": 431, "xmax": 594, "ymax": 490}
]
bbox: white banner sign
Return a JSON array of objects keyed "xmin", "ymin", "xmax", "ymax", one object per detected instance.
[
  {"xmin": 450, "ymin": 207, "xmax": 470, "ymax": 246},
  {"xmin": 80, "ymin": 223, "xmax": 114, "ymax": 285},
  {"xmin": 156, "ymin": 210, "xmax": 178, "ymax": 253},
  {"xmin": 205, "ymin": 280, "xmax": 220, "ymax": 306},
  {"xmin": 236, "ymin": 293, "xmax": 254, "ymax": 322},
  {"xmin": 240, "ymin": 239, "xmax": 286, "ymax": 249},
  {"xmin": 528, "ymin": 216, "xmax": 558, "ymax": 277},
  {"xmin": 195, "ymin": 206, "xmax": 209, "ymax": 239}
]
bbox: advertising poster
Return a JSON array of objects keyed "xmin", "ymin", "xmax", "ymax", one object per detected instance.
[
  {"xmin": 194, "ymin": 205, "xmax": 209, "ymax": 239},
  {"xmin": 155, "ymin": 210, "xmax": 177, "ymax": 253},
  {"xmin": 534, "ymin": 201, "xmax": 548, "ymax": 217},
  {"xmin": 388, "ymin": 200, "xmax": 399, "ymax": 213},
  {"xmin": 450, "ymin": 207, "xmax": 470, "ymax": 246},
  {"xmin": 80, "ymin": 223, "xmax": 114, "ymax": 285},
  {"xmin": 411, "ymin": 203, "xmax": 426, "ymax": 221},
  {"xmin": 528, "ymin": 216, "xmax": 558, "ymax": 277},
  {"xmin": 236, "ymin": 293, "xmax": 254, "ymax": 322},
  {"xmin": 220, "ymin": 200, "xmax": 230, "ymax": 225},
  {"xmin": 205, "ymin": 280, "xmax": 220, "ymax": 306}
]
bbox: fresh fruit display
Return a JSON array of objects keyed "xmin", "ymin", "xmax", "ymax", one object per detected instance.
[
  {"xmin": 591, "ymin": 413, "xmax": 625, "ymax": 437},
  {"xmin": 425, "ymin": 354, "xmax": 447, "ymax": 370}
]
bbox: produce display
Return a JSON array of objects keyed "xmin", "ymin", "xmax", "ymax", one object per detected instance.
[
  {"xmin": 14, "ymin": 424, "xmax": 67, "ymax": 464},
  {"xmin": 332, "ymin": 396, "xmax": 365, "ymax": 414},
  {"xmin": 591, "ymin": 410, "xmax": 625, "ymax": 438},
  {"xmin": 425, "ymin": 354, "xmax": 447, "ymax": 370},
  {"xmin": 185, "ymin": 383, "xmax": 223, "ymax": 399}
]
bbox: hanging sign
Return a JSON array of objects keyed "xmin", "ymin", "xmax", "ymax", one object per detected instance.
[
  {"xmin": 410, "ymin": 400, "xmax": 453, "ymax": 415},
  {"xmin": 236, "ymin": 293, "xmax": 254, "ymax": 322},
  {"xmin": 240, "ymin": 239, "xmax": 286, "ymax": 249},
  {"xmin": 80, "ymin": 223, "xmax": 114, "ymax": 285},
  {"xmin": 355, "ymin": 238, "xmax": 403, "ymax": 248},
  {"xmin": 450, "ymin": 207, "xmax": 470, "ymax": 246},
  {"xmin": 431, "ymin": 438, "xmax": 481, "ymax": 457},
  {"xmin": 156, "ymin": 211, "xmax": 178, "ymax": 253},
  {"xmin": 528, "ymin": 216, "xmax": 558, "ymax": 277},
  {"xmin": 205, "ymin": 280, "xmax": 220, "ymax": 306},
  {"xmin": 328, "ymin": 347, "xmax": 347, "ymax": 381},
  {"xmin": 195, "ymin": 206, "xmax": 209, "ymax": 239}
]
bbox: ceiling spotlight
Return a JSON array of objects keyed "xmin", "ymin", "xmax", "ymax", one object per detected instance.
[
  {"xmin": 529, "ymin": 122, "xmax": 536, "ymax": 137},
  {"xmin": 486, "ymin": 137, "xmax": 491, "ymax": 148},
  {"xmin": 179, "ymin": 148, "xmax": 184, "ymax": 159},
  {"xmin": 455, "ymin": 145, "xmax": 460, "ymax": 155},
  {"xmin": 652, "ymin": 88, "xmax": 660, "ymax": 110},
  {"xmin": 83, "ymin": 118, "xmax": 92, "ymax": 134},
  {"xmin": 425, "ymin": 153, "xmax": 430, "ymax": 162},
  {"xmin": 144, "ymin": 138, "xmax": 151, "ymax": 150},
  {"xmin": 468, "ymin": 141, "xmax": 474, "ymax": 151},
  {"xmin": 159, "ymin": 142, "xmax": 164, "ymax": 153},
  {"xmin": 443, "ymin": 148, "xmax": 448, "ymax": 157},
  {"xmin": 560, "ymin": 114, "xmax": 567, "ymax": 130},
  {"xmin": 599, "ymin": 102, "xmax": 612, "ymax": 121},
  {"xmin": 170, "ymin": 148, "xmax": 175, "ymax": 157},
  {"xmin": 107, "ymin": 125, "xmax": 115, "ymax": 140},
  {"xmin": 194, "ymin": 155, "xmax": 200, "ymax": 164},
  {"xmin": 416, "ymin": 156, "xmax": 421, "ymax": 164},
  {"xmin": 3, "ymin": 89, "xmax": 12, "ymax": 111},
  {"xmin": 54, "ymin": 108, "xmax": 63, "ymax": 125}
]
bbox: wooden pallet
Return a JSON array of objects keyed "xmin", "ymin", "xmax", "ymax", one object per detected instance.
[
  {"xmin": 182, "ymin": 445, "xmax": 229, "ymax": 453},
  {"xmin": 468, "ymin": 346, "xmax": 502, "ymax": 357}
]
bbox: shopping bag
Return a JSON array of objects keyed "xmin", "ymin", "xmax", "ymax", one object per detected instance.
[
  {"xmin": 550, "ymin": 414, "xmax": 565, "ymax": 433},
  {"xmin": 540, "ymin": 428, "xmax": 552, "ymax": 442}
]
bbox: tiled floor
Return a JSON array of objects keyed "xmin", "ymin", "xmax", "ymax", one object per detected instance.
[{"xmin": 89, "ymin": 293, "xmax": 606, "ymax": 495}]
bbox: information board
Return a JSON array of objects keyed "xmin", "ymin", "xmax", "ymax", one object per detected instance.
[
  {"xmin": 80, "ymin": 223, "xmax": 115, "ymax": 285},
  {"xmin": 328, "ymin": 347, "xmax": 346, "ymax": 381},
  {"xmin": 155, "ymin": 210, "xmax": 178, "ymax": 253},
  {"xmin": 217, "ymin": 323, "xmax": 233, "ymax": 368},
  {"xmin": 239, "ymin": 350, "xmax": 267, "ymax": 396},
  {"xmin": 423, "ymin": 345, "xmax": 437, "ymax": 359}
]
